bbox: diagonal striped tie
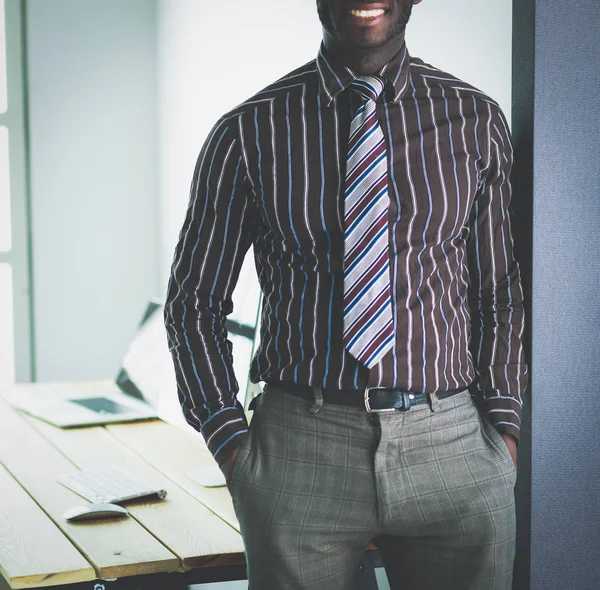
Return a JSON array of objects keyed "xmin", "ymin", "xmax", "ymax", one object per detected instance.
[{"xmin": 343, "ymin": 76, "xmax": 394, "ymax": 368}]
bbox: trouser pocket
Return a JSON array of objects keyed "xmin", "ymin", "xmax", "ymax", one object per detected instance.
[
  {"xmin": 475, "ymin": 405, "xmax": 517, "ymax": 483},
  {"xmin": 227, "ymin": 394, "xmax": 262, "ymax": 497}
]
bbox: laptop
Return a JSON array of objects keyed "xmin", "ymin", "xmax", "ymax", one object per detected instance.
[
  {"xmin": 4, "ymin": 382, "xmax": 158, "ymax": 428},
  {"xmin": 5, "ymin": 301, "xmax": 167, "ymax": 428}
]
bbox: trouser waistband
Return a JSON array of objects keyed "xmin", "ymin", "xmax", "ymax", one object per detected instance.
[{"xmin": 264, "ymin": 381, "xmax": 469, "ymax": 413}]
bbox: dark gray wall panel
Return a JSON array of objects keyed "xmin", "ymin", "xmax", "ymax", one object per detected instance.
[
  {"xmin": 530, "ymin": 1, "xmax": 600, "ymax": 588},
  {"xmin": 511, "ymin": 2, "xmax": 535, "ymax": 587}
]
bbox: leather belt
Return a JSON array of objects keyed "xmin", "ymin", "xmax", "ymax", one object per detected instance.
[{"xmin": 265, "ymin": 381, "xmax": 469, "ymax": 413}]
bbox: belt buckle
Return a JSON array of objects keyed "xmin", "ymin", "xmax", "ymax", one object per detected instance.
[{"xmin": 364, "ymin": 387, "xmax": 397, "ymax": 413}]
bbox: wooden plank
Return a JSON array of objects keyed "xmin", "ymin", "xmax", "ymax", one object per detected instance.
[
  {"xmin": 106, "ymin": 421, "xmax": 240, "ymax": 533},
  {"xmin": 0, "ymin": 397, "xmax": 179, "ymax": 581},
  {"xmin": 24, "ymin": 415, "xmax": 244, "ymax": 570},
  {"xmin": 0, "ymin": 463, "xmax": 96, "ymax": 589}
]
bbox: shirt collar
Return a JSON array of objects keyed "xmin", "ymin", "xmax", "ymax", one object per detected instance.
[{"xmin": 316, "ymin": 42, "xmax": 411, "ymax": 107}]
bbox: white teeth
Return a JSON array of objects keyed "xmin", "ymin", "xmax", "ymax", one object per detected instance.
[{"xmin": 350, "ymin": 8, "xmax": 385, "ymax": 18}]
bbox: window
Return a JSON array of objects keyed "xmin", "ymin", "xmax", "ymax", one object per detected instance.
[
  {"xmin": 0, "ymin": 0, "xmax": 33, "ymax": 383},
  {"xmin": 0, "ymin": 0, "xmax": 13, "ymax": 386},
  {"xmin": 0, "ymin": 263, "xmax": 14, "ymax": 384},
  {"xmin": 0, "ymin": 0, "xmax": 7, "ymax": 113},
  {"xmin": 0, "ymin": 123, "xmax": 12, "ymax": 385},
  {"xmin": 0, "ymin": 125, "xmax": 10, "ymax": 251}
]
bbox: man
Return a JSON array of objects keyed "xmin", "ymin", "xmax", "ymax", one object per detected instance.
[{"xmin": 165, "ymin": 0, "xmax": 527, "ymax": 588}]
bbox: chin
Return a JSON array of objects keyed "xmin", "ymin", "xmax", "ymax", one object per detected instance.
[{"xmin": 344, "ymin": 31, "xmax": 391, "ymax": 49}]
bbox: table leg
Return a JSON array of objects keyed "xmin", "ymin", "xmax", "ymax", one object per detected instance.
[{"xmin": 356, "ymin": 550, "xmax": 383, "ymax": 590}]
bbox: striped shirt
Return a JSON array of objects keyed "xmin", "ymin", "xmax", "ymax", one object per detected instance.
[{"xmin": 164, "ymin": 43, "xmax": 528, "ymax": 465}]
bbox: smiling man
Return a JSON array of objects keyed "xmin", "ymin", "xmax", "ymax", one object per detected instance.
[{"xmin": 165, "ymin": 0, "xmax": 527, "ymax": 588}]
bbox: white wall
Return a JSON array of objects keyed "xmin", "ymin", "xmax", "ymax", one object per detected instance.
[
  {"xmin": 26, "ymin": 0, "xmax": 160, "ymax": 381},
  {"xmin": 407, "ymin": 0, "xmax": 512, "ymax": 121}
]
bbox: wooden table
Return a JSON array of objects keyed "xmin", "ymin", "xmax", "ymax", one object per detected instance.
[{"xmin": 0, "ymin": 381, "xmax": 247, "ymax": 590}]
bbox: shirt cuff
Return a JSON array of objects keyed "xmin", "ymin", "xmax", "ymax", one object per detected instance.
[
  {"xmin": 200, "ymin": 405, "xmax": 249, "ymax": 466},
  {"xmin": 480, "ymin": 394, "xmax": 522, "ymax": 446}
]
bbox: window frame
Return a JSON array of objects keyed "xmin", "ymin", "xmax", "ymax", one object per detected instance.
[{"xmin": 1, "ymin": 0, "xmax": 34, "ymax": 382}]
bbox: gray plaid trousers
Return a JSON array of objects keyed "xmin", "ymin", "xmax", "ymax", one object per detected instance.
[{"xmin": 228, "ymin": 386, "xmax": 516, "ymax": 590}]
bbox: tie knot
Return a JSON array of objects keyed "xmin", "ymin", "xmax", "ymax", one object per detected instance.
[{"xmin": 351, "ymin": 76, "xmax": 385, "ymax": 103}]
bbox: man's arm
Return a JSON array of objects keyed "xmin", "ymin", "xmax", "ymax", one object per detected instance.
[
  {"xmin": 467, "ymin": 104, "xmax": 528, "ymax": 450},
  {"xmin": 164, "ymin": 116, "xmax": 256, "ymax": 468}
]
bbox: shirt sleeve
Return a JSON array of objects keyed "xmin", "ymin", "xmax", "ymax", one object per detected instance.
[
  {"xmin": 164, "ymin": 116, "xmax": 256, "ymax": 466},
  {"xmin": 467, "ymin": 104, "xmax": 529, "ymax": 445}
]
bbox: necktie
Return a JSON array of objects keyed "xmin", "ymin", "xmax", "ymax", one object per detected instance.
[{"xmin": 343, "ymin": 76, "xmax": 394, "ymax": 368}]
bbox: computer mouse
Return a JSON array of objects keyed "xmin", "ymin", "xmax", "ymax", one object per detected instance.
[
  {"xmin": 185, "ymin": 465, "xmax": 227, "ymax": 488},
  {"xmin": 63, "ymin": 502, "xmax": 129, "ymax": 522}
]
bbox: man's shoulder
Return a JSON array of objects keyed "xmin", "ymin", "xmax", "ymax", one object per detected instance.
[
  {"xmin": 409, "ymin": 56, "xmax": 502, "ymax": 111},
  {"xmin": 222, "ymin": 59, "xmax": 318, "ymax": 121}
]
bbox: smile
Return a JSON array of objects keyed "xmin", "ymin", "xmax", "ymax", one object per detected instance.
[{"xmin": 349, "ymin": 8, "xmax": 386, "ymax": 18}]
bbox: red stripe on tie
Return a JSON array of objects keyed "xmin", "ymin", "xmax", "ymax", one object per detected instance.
[
  {"xmin": 344, "ymin": 176, "xmax": 388, "ymax": 228},
  {"xmin": 343, "ymin": 249, "xmax": 388, "ymax": 305},
  {"xmin": 345, "ymin": 141, "xmax": 385, "ymax": 189},
  {"xmin": 343, "ymin": 287, "xmax": 391, "ymax": 342},
  {"xmin": 348, "ymin": 111, "xmax": 379, "ymax": 152},
  {"xmin": 344, "ymin": 214, "xmax": 388, "ymax": 270},
  {"xmin": 357, "ymin": 317, "xmax": 394, "ymax": 363}
]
